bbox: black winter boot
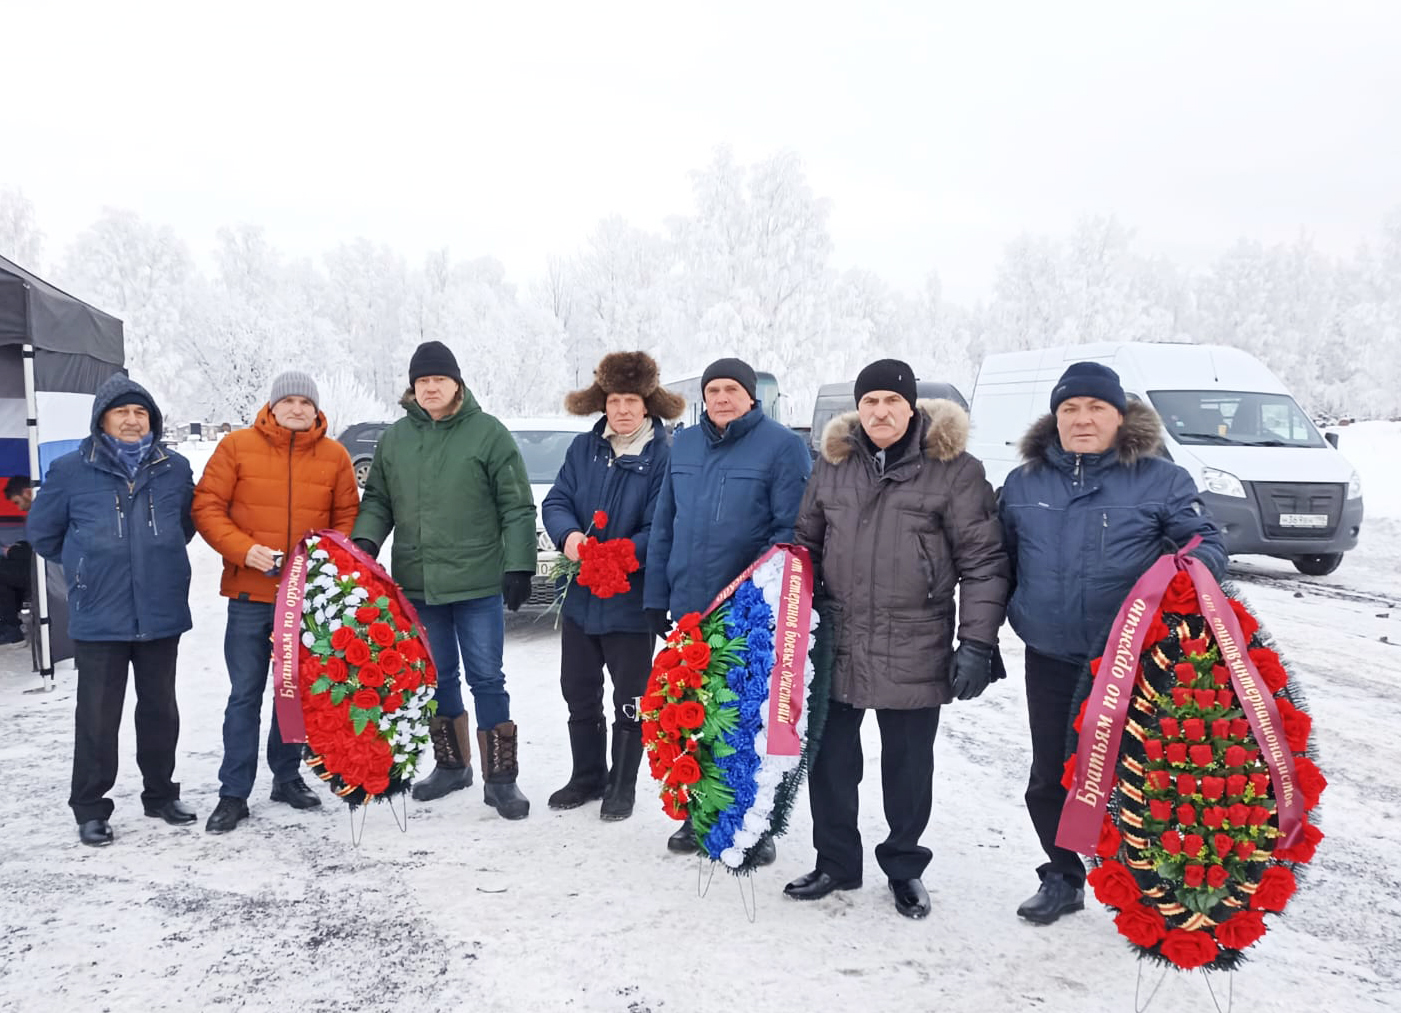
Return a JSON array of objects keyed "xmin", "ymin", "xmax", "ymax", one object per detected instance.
[
  {"xmin": 479, "ymin": 721, "xmax": 530, "ymax": 820},
  {"xmin": 412, "ymin": 714, "xmax": 474, "ymax": 802},
  {"xmin": 548, "ymin": 720, "xmax": 608, "ymax": 810},
  {"xmin": 667, "ymin": 816, "xmax": 699, "ymax": 853},
  {"xmin": 600, "ymin": 723, "xmax": 644, "ymax": 821}
]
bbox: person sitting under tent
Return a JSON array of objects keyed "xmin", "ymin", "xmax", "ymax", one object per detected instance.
[{"xmin": 0, "ymin": 475, "xmax": 33, "ymax": 644}]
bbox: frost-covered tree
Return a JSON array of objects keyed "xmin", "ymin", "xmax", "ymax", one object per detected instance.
[
  {"xmin": 57, "ymin": 208, "xmax": 198, "ymax": 417},
  {"xmin": 0, "ymin": 187, "xmax": 44, "ymax": 268}
]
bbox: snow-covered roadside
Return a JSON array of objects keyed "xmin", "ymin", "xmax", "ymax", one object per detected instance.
[{"xmin": 0, "ymin": 440, "xmax": 1397, "ymax": 1013}]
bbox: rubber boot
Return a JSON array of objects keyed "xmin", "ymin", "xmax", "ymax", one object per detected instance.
[
  {"xmin": 600, "ymin": 723, "xmax": 643, "ymax": 821},
  {"xmin": 479, "ymin": 721, "xmax": 530, "ymax": 820},
  {"xmin": 411, "ymin": 714, "xmax": 474, "ymax": 801},
  {"xmin": 548, "ymin": 720, "xmax": 608, "ymax": 809}
]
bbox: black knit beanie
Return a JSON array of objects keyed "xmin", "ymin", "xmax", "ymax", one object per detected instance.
[
  {"xmin": 854, "ymin": 358, "xmax": 918, "ymax": 410},
  {"xmin": 700, "ymin": 357, "xmax": 758, "ymax": 402},
  {"xmin": 1050, "ymin": 362, "xmax": 1127, "ymax": 413},
  {"xmin": 409, "ymin": 341, "xmax": 463, "ymax": 385}
]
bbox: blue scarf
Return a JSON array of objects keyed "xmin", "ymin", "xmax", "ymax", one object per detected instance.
[{"xmin": 98, "ymin": 433, "xmax": 155, "ymax": 480}]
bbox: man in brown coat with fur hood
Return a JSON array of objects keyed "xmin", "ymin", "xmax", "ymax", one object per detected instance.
[{"xmin": 787, "ymin": 359, "xmax": 1010, "ymax": 919}]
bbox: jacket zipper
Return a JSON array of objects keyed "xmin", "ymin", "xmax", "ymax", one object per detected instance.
[
  {"xmin": 1100, "ymin": 511, "xmax": 1108, "ymax": 554},
  {"xmin": 713, "ymin": 475, "xmax": 727, "ymax": 522},
  {"xmin": 114, "ymin": 493, "xmax": 125, "ymax": 539},
  {"xmin": 148, "ymin": 491, "xmax": 160, "ymax": 537},
  {"xmin": 285, "ymin": 431, "xmax": 296, "ymax": 554}
]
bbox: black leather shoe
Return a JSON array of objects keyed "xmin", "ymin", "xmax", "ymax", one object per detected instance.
[
  {"xmin": 143, "ymin": 799, "xmax": 198, "ymax": 825},
  {"xmin": 1016, "ymin": 873, "xmax": 1085, "ymax": 925},
  {"xmin": 78, "ymin": 819, "xmax": 114, "ymax": 847},
  {"xmin": 205, "ymin": 796, "xmax": 250, "ymax": 834},
  {"xmin": 889, "ymin": 878, "xmax": 931, "ymax": 919},
  {"xmin": 750, "ymin": 836, "xmax": 777, "ymax": 866},
  {"xmin": 270, "ymin": 777, "xmax": 322, "ymax": 810},
  {"xmin": 667, "ymin": 817, "xmax": 699, "ymax": 854},
  {"xmin": 783, "ymin": 869, "xmax": 862, "ymax": 900}
]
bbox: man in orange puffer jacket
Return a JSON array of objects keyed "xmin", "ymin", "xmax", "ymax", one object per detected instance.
[{"xmin": 192, "ymin": 371, "xmax": 361, "ymax": 834}]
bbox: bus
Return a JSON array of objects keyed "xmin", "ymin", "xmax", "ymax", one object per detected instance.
[{"xmin": 665, "ymin": 370, "xmax": 786, "ymax": 429}]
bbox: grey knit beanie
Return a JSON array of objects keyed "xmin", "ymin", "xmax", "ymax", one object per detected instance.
[{"xmin": 270, "ymin": 370, "xmax": 320, "ymax": 410}]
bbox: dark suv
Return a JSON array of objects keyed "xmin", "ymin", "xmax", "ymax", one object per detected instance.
[{"xmin": 338, "ymin": 422, "xmax": 390, "ymax": 487}]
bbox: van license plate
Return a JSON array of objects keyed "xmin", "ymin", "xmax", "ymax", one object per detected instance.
[
  {"xmin": 1279, "ymin": 513, "xmax": 1328, "ymax": 528},
  {"xmin": 536, "ymin": 561, "xmax": 553, "ymax": 577}
]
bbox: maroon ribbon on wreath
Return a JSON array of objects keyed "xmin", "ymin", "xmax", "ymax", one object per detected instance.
[
  {"xmin": 1056, "ymin": 534, "xmax": 1305, "ymax": 854},
  {"xmin": 700, "ymin": 543, "xmax": 814, "ymax": 758},
  {"xmin": 272, "ymin": 529, "xmax": 438, "ymax": 746}
]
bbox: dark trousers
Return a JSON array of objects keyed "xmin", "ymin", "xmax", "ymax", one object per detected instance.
[
  {"xmin": 1024, "ymin": 646, "xmax": 1088, "ymax": 886},
  {"xmin": 559, "ymin": 616, "xmax": 652, "ymax": 730},
  {"xmin": 0, "ymin": 546, "xmax": 30, "ymax": 629},
  {"xmin": 216, "ymin": 599, "xmax": 303, "ymax": 798},
  {"xmin": 808, "ymin": 700, "xmax": 941, "ymax": 882},
  {"xmin": 69, "ymin": 636, "xmax": 182, "ymax": 823}
]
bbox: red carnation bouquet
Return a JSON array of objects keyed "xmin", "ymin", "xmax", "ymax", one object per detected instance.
[
  {"xmin": 549, "ymin": 510, "xmax": 641, "ymax": 621},
  {"xmin": 271, "ymin": 530, "xmax": 438, "ymax": 808},
  {"xmin": 1059, "ymin": 538, "xmax": 1326, "ymax": 971}
]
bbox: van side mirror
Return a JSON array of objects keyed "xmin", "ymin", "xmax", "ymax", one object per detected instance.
[{"xmin": 1324, "ymin": 431, "xmax": 1339, "ymax": 449}]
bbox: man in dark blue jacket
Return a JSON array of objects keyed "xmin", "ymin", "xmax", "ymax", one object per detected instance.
[
  {"xmin": 542, "ymin": 352, "xmax": 683, "ymax": 822},
  {"xmin": 27, "ymin": 375, "xmax": 198, "ymax": 847},
  {"xmin": 998, "ymin": 361, "xmax": 1226, "ymax": 924},
  {"xmin": 644, "ymin": 356, "xmax": 812, "ymax": 858}
]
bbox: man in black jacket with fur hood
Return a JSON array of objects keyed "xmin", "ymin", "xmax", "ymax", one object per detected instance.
[{"xmin": 788, "ymin": 359, "xmax": 1010, "ymax": 919}]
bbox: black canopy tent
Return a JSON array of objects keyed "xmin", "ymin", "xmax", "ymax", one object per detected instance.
[{"xmin": 0, "ymin": 255, "xmax": 124, "ymax": 687}]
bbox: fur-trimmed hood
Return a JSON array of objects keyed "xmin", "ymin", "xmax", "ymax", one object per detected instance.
[
  {"xmin": 564, "ymin": 351, "xmax": 685, "ymax": 421},
  {"xmin": 820, "ymin": 398, "xmax": 969, "ymax": 465},
  {"xmin": 1018, "ymin": 399, "xmax": 1163, "ymax": 466}
]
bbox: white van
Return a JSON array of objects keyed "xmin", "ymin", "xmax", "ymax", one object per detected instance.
[{"xmin": 968, "ymin": 342, "xmax": 1364, "ymax": 576}]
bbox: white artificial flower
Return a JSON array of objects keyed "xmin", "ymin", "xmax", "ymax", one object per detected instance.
[{"xmin": 301, "ymin": 631, "xmax": 315, "ymax": 648}]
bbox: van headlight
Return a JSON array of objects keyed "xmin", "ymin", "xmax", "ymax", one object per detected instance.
[
  {"xmin": 1201, "ymin": 467, "xmax": 1247, "ymax": 498},
  {"xmin": 1347, "ymin": 471, "xmax": 1363, "ymax": 500}
]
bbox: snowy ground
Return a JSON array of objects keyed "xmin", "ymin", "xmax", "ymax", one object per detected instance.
[{"xmin": 0, "ymin": 429, "xmax": 1397, "ymax": 1013}]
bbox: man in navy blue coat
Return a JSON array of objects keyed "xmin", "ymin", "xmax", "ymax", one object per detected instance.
[
  {"xmin": 542, "ymin": 352, "xmax": 683, "ymax": 822},
  {"xmin": 998, "ymin": 362, "xmax": 1226, "ymax": 924},
  {"xmin": 27, "ymin": 375, "xmax": 198, "ymax": 847},
  {"xmin": 643, "ymin": 356, "xmax": 812, "ymax": 858}
]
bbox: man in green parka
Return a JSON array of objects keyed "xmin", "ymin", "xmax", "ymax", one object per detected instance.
[{"xmin": 352, "ymin": 341, "xmax": 536, "ymax": 819}]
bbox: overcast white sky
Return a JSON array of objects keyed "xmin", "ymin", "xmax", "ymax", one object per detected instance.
[{"xmin": 4, "ymin": 0, "xmax": 1399, "ymax": 303}]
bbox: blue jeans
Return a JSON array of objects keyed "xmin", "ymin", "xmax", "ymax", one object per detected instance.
[
  {"xmin": 412, "ymin": 595, "xmax": 511, "ymax": 730},
  {"xmin": 216, "ymin": 599, "xmax": 303, "ymax": 798}
]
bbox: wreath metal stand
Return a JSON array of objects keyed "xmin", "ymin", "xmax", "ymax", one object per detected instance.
[
  {"xmin": 1134, "ymin": 963, "xmax": 1169, "ymax": 1012},
  {"xmin": 696, "ymin": 855, "xmax": 717, "ymax": 898},
  {"xmin": 736, "ymin": 870, "xmax": 758, "ymax": 923},
  {"xmin": 346, "ymin": 792, "xmax": 410, "ymax": 846},
  {"xmin": 1201, "ymin": 968, "xmax": 1235, "ymax": 1013},
  {"xmin": 1133, "ymin": 964, "xmax": 1234, "ymax": 1013},
  {"xmin": 693, "ymin": 856, "xmax": 759, "ymax": 923}
]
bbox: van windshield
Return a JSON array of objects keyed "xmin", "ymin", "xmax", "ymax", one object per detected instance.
[{"xmin": 1148, "ymin": 390, "xmax": 1325, "ymax": 448}]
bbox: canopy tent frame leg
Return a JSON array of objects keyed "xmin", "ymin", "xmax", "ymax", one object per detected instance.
[{"xmin": 22, "ymin": 341, "xmax": 54, "ymax": 693}]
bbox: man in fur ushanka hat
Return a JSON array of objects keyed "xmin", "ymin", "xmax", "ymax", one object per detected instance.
[
  {"xmin": 562, "ymin": 350, "xmax": 686, "ymax": 420},
  {"xmin": 542, "ymin": 352, "xmax": 682, "ymax": 822}
]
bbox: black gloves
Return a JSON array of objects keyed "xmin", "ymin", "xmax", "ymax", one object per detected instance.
[
  {"xmin": 501, "ymin": 571, "xmax": 533, "ymax": 612},
  {"xmin": 647, "ymin": 608, "xmax": 672, "ymax": 639},
  {"xmin": 949, "ymin": 640, "xmax": 997, "ymax": 701},
  {"xmin": 352, "ymin": 537, "xmax": 379, "ymax": 560}
]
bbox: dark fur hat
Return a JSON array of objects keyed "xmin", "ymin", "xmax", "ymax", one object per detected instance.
[{"xmin": 563, "ymin": 351, "xmax": 686, "ymax": 420}]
